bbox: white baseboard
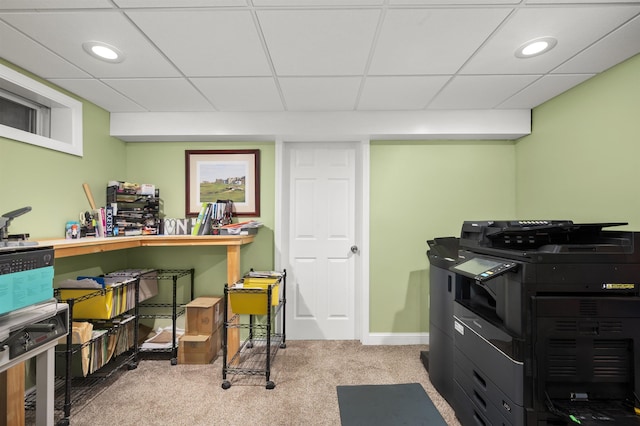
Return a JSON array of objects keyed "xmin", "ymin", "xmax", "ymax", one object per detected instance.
[{"xmin": 361, "ymin": 332, "xmax": 429, "ymax": 346}]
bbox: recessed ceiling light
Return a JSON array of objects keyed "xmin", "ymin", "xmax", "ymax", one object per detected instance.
[
  {"xmin": 82, "ymin": 41, "xmax": 125, "ymax": 63},
  {"xmin": 515, "ymin": 37, "xmax": 557, "ymax": 59}
]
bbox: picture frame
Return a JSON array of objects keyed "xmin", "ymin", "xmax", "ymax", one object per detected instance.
[{"xmin": 185, "ymin": 149, "xmax": 260, "ymax": 217}]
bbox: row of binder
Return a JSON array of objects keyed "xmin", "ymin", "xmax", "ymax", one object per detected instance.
[{"xmin": 56, "ymin": 316, "xmax": 136, "ymax": 377}]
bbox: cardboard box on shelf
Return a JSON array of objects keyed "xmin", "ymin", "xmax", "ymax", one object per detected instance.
[
  {"xmin": 185, "ymin": 296, "xmax": 223, "ymax": 335},
  {"xmin": 211, "ymin": 329, "xmax": 221, "ymax": 359}
]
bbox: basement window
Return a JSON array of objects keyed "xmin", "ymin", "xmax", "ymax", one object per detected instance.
[
  {"xmin": 0, "ymin": 63, "xmax": 83, "ymax": 157},
  {"xmin": 0, "ymin": 88, "xmax": 51, "ymax": 137}
]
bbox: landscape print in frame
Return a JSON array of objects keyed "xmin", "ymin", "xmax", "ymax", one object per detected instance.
[{"xmin": 185, "ymin": 149, "xmax": 260, "ymax": 217}]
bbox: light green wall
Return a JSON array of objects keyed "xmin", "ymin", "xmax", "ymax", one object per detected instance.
[
  {"xmin": 0, "ymin": 60, "xmax": 132, "ymax": 389},
  {"xmin": 0, "ymin": 60, "xmax": 132, "ymax": 285},
  {"xmin": 0, "ymin": 60, "xmax": 127, "ymax": 240},
  {"xmin": 369, "ymin": 141, "xmax": 516, "ymax": 332},
  {"xmin": 0, "ymin": 60, "xmax": 274, "ymax": 298},
  {"xmin": 123, "ymin": 142, "xmax": 276, "ymax": 298},
  {"xmin": 4, "ymin": 52, "xmax": 637, "ymax": 337},
  {"xmin": 515, "ymin": 53, "xmax": 640, "ymax": 227}
]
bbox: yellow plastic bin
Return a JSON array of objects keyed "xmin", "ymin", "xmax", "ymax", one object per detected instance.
[
  {"xmin": 58, "ymin": 278, "xmax": 136, "ymax": 319},
  {"xmin": 229, "ymin": 277, "xmax": 280, "ymax": 315}
]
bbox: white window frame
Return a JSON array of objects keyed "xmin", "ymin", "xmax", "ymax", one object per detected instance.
[{"xmin": 0, "ymin": 63, "xmax": 83, "ymax": 157}]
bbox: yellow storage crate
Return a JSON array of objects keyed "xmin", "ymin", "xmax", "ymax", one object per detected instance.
[
  {"xmin": 58, "ymin": 279, "xmax": 136, "ymax": 319},
  {"xmin": 229, "ymin": 277, "xmax": 280, "ymax": 315}
]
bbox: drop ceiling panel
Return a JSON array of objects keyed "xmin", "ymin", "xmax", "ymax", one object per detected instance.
[
  {"xmin": 0, "ymin": 1, "xmax": 637, "ymax": 122},
  {"xmin": 0, "ymin": 0, "xmax": 112, "ymax": 9},
  {"xmin": 0, "ymin": 21, "xmax": 91, "ymax": 79},
  {"xmin": 358, "ymin": 75, "xmax": 450, "ymax": 110},
  {"xmin": 0, "ymin": 11, "xmax": 180, "ymax": 78},
  {"xmin": 102, "ymin": 79, "xmax": 214, "ymax": 111},
  {"xmin": 49, "ymin": 78, "xmax": 147, "ymax": 112},
  {"xmin": 388, "ymin": 0, "xmax": 519, "ymax": 4},
  {"xmin": 279, "ymin": 77, "xmax": 361, "ymax": 111},
  {"xmin": 526, "ymin": 0, "xmax": 639, "ymax": 4},
  {"xmin": 253, "ymin": 0, "xmax": 384, "ymax": 5},
  {"xmin": 429, "ymin": 74, "xmax": 540, "ymax": 109},
  {"xmin": 368, "ymin": 8, "xmax": 512, "ymax": 75},
  {"xmin": 461, "ymin": 6, "xmax": 640, "ymax": 75},
  {"xmin": 498, "ymin": 74, "xmax": 594, "ymax": 109},
  {"xmin": 114, "ymin": 0, "xmax": 248, "ymax": 7},
  {"xmin": 126, "ymin": 9, "xmax": 272, "ymax": 77},
  {"xmin": 257, "ymin": 9, "xmax": 380, "ymax": 76},
  {"xmin": 190, "ymin": 77, "xmax": 284, "ymax": 111},
  {"xmin": 555, "ymin": 14, "xmax": 640, "ymax": 74}
]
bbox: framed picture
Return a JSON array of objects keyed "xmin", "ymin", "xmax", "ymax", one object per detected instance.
[{"xmin": 185, "ymin": 149, "xmax": 260, "ymax": 217}]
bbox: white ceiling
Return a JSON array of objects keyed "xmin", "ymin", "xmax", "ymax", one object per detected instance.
[{"xmin": 0, "ymin": 0, "xmax": 639, "ymax": 140}]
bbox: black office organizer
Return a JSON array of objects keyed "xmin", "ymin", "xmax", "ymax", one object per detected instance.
[{"xmin": 106, "ymin": 184, "xmax": 163, "ymax": 236}]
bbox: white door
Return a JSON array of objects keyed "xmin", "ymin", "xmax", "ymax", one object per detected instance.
[{"xmin": 284, "ymin": 142, "xmax": 359, "ymax": 340}]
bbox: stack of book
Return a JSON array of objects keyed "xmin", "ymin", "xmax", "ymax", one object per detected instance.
[{"xmin": 191, "ymin": 200, "xmax": 233, "ymax": 235}]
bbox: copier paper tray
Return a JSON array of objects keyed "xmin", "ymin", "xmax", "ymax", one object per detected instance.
[{"xmin": 548, "ymin": 397, "xmax": 640, "ymax": 425}]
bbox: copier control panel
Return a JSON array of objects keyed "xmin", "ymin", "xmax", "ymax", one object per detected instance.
[{"xmin": 452, "ymin": 256, "xmax": 518, "ymax": 282}]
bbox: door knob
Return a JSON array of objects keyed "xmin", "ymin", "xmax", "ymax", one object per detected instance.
[{"xmin": 350, "ymin": 245, "xmax": 358, "ymax": 254}]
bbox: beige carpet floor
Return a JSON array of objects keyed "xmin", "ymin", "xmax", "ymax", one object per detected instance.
[{"xmin": 43, "ymin": 341, "xmax": 460, "ymax": 426}]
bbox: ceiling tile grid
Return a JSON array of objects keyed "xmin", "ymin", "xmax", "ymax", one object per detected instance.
[
  {"xmin": 190, "ymin": 77, "xmax": 285, "ymax": 111},
  {"xmin": 0, "ymin": 20, "xmax": 91, "ymax": 79},
  {"xmin": 0, "ymin": 0, "xmax": 638, "ymax": 114},
  {"xmin": 256, "ymin": 8, "xmax": 381, "ymax": 76},
  {"xmin": 100, "ymin": 78, "xmax": 216, "ymax": 111},
  {"xmin": 555, "ymin": 13, "xmax": 640, "ymax": 74},
  {"xmin": 497, "ymin": 73, "xmax": 594, "ymax": 109},
  {"xmin": 358, "ymin": 75, "xmax": 451, "ymax": 110},
  {"xmin": 367, "ymin": 8, "xmax": 513, "ymax": 75},
  {"xmin": 460, "ymin": 5, "xmax": 640, "ymax": 75},
  {"xmin": 0, "ymin": 11, "xmax": 181, "ymax": 79},
  {"xmin": 279, "ymin": 76, "xmax": 363, "ymax": 110},
  {"xmin": 48, "ymin": 78, "xmax": 148, "ymax": 112},
  {"xmin": 125, "ymin": 9, "xmax": 273, "ymax": 77},
  {"xmin": 429, "ymin": 74, "xmax": 541, "ymax": 109}
]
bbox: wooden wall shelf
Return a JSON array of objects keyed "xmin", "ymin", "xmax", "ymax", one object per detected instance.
[{"xmin": 41, "ymin": 235, "xmax": 255, "ymax": 259}]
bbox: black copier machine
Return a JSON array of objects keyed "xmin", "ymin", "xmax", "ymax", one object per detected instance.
[{"xmin": 427, "ymin": 220, "xmax": 640, "ymax": 426}]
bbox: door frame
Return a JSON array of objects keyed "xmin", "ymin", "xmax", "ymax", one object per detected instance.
[{"xmin": 275, "ymin": 137, "xmax": 370, "ymax": 343}]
